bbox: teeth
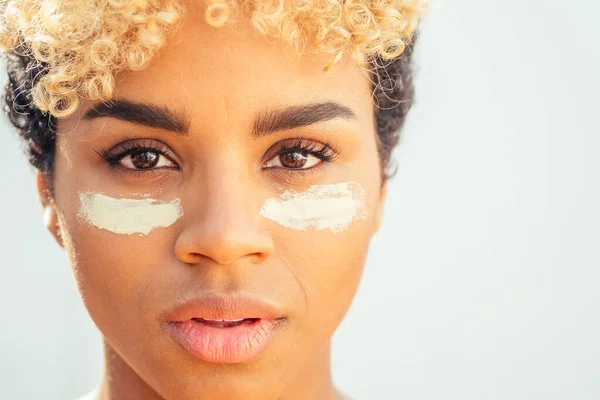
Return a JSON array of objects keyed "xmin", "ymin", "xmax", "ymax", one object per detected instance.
[{"xmin": 203, "ymin": 318, "xmax": 245, "ymax": 322}]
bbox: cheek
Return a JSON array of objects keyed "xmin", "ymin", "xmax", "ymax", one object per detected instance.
[
  {"xmin": 273, "ymin": 215, "xmax": 374, "ymax": 351},
  {"xmin": 269, "ymin": 181, "xmax": 380, "ymax": 335},
  {"xmin": 285, "ymin": 224, "xmax": 371, "ymax": 298},
  {"xmin": 56, "ymin": 193, "xmax": 179, "ymax": 342}
]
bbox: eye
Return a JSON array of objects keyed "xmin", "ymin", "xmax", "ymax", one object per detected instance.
[
  {"xmin": 119, "ymin": 149, "xmax": 176, "ymax": 170},
  {"xmin": 95, "ymin": 139, "xmax": 180, "ymax": 172},
  {"xmin": 262, "ymin": 138, "xmax": 339, "ymax": 171},
  {"xmin": 264, "ymin": 151, "xmax": 323, "ymax": 169}
]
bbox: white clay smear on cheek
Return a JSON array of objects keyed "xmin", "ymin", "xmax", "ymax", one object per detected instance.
[
  {"xmin": 77, "ymin": 192, "xmax": 183, "ymax": 235},
  {"xmin": 259, "ymin": 182, "xmax": 368, "ymax": 233}
]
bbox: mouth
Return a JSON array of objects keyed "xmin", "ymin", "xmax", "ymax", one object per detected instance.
[
  {"xmin": 163, "ymin": 292, "xmax": 286, "ymax": 364},
  {"xmin": 191, "ymin": 317, "xmax": 260, "ymax": 328}
]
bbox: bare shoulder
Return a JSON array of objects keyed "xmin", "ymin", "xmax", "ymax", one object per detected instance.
[
  {"xmin": 338, "ymin": 388, "xmax": 357, "ymax": 400},
  {"xmin": 74, "ymin": 388, "xmax": 98, "ymax": 400}
]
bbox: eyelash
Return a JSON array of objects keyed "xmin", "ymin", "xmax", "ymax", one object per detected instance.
[
  {"xmin": 263, "ymin": 137, "xmax": 339, "ymax": 167},
  {"xmin": 95, "ymin": 139, "xmax": 179, "ymax": 171},
  {"xmin": 95, "ymin": 137, "xmax": 340, "ymax": 175}
]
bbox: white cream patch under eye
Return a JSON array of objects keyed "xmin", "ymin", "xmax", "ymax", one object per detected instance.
[
  {"xmin": 77, "ymin": 192, "xmax": 183, "ymax": 235},
  {"xmin": 259, "ymin": 182, "xmax": 368, "ymax": 233}
]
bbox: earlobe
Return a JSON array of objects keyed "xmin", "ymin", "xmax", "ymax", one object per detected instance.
[
  {"xmin": 35, "ymin": 170, "xmax": 64, "ymax": 248},
  {"xmin": 374, "ymin": 181, "xmax": 388, "ymax": 233}
]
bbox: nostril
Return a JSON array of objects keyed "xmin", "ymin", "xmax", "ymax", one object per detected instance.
[
  {"xmin": 174, "ymin": 210, "xmax": 274, "ymax": 265},
  {"xmin": 175, "ymin": 241, "xmax": 272, "ymax": 266}
]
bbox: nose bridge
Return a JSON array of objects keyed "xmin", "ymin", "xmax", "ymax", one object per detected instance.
[
  {"xmin": 175, "ymin": 160, "xmax": 273, "ymax": 266},
  {"xmin": 205, "ymin": 146, "xmax": 261, "ymax": 220},
  {"xmin": 204, "ymin": 166, "xmax": 254, "ymax": 228}
]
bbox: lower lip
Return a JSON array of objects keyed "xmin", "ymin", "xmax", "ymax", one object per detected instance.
[{"xmin": 165, "ymin": 318, "xmax": 283, "ymax": 364}]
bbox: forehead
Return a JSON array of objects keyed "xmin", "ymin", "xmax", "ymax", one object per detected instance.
[{"xmin": 97, "ymin": 10, "xmax": 374, "ymax": 132}]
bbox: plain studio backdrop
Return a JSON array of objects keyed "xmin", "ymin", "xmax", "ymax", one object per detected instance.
[{"xmin": 1, "ymin": 0, "xmax": 599, "ymax": 399}]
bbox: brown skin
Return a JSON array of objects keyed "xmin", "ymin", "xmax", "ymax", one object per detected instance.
[{"xmin": 36, "ymin": 3, "xmax": 387, "ymax": 400}]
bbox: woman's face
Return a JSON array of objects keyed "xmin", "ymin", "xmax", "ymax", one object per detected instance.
[{"xmin": 40, "ymin": 5, "xmax": 386, "ymax": 399}]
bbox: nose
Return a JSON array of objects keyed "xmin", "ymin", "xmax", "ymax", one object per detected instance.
[{"xmin": 174, "ymin": 177, "xmax": 274, "ymax": 266}]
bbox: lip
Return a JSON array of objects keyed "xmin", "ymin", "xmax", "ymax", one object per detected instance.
[{"xmin": 162, "ymin": 292, "xmax": 286, "ymax": 364}]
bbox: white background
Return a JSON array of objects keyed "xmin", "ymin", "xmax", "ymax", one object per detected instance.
[{"xmin": 1, "ymin": 0, "xmax": 599, "ymax": 399}]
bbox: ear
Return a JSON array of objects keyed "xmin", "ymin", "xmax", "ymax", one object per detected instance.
[
  {"xmin": 373, "ymin": 180, "xmax": 388, "ymax": 234},
  {"xmin": 35, "ymin": 170, "xmax": 64, "ymax": 248}
]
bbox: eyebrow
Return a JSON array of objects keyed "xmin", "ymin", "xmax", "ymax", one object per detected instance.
[
  {"xmin": 252, "ymin": 102, "xmax": 357, "ymax": 137},
  {"xmin": 82, "ymin": 99, "xmax": 190, "ymax": 135},
  {"xmin": 82, "ymin": 99, "xmax": 357, "ymax": 137}
]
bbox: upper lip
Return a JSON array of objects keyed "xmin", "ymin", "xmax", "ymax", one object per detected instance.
[{"xmin": 164, "ymin": 292, "xmax": 286, "ymax": 322}]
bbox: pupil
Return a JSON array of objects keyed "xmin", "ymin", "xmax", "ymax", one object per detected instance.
[
  {"xmin": 280, "ymin": 151, "xmax": 308, "ymax": 168},
  {"xmin": 131, "ymin": 151, "xmax": 158, "ymax": 169}
]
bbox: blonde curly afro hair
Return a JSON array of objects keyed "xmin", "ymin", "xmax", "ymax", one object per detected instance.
[
  {"xmin": 0, "ymin": 0, "xmax": 425, "ymax": 184},
  {"xmin": 0, "ymin": 0, "xmax": 424, "ymax": 118}
]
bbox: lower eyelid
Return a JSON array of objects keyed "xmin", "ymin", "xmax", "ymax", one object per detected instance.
[
  {"xmin": 112, "ymin": 166, "xmax": 179, "ymax": 182},
  {"xmin": 265, "ymin": 160, "xmax": 327, "ymax": 175}
]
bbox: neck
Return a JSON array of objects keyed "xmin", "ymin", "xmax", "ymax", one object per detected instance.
[
  {"xmin": 96, "ymin": 338, "xmax": 346, "ymax": 400},
  {"xmin": 96, "ymin": 339, "xmax": 163, "ymax": 400},
  {"xmin": 278, "ymin": 341, "xmax": 342, "ymax": 400}
]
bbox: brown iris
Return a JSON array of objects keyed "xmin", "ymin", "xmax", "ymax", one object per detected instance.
[
  {"xmin": 279, "ymin": 151, "xmax": 309, "ymax": 168},
  {"xmin": 130, "ymin": 150, "xmax": 159, "ymax": 169}
]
